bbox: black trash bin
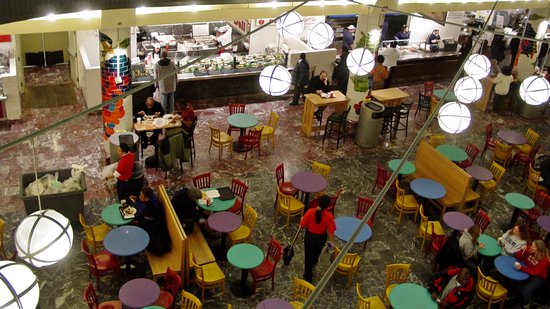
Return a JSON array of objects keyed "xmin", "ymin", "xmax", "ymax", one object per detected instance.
[{"xmin": 130, "ymin": 161, "xmax": 145, "ymax": 197}]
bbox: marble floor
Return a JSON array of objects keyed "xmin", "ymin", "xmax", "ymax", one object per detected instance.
[{"xmin": 1, "ymin": 71, "xmax": 550, "ymax": 308}]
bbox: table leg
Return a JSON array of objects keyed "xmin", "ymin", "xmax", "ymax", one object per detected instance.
[
  {"xmin": 230, "ymin": 269, "xmax": 254, "ymax": 297},
  {"xmin": 303, "ymin": 192, "xmax": 311, "ymax": 209},
  {"xmin": 221, "ymin": 232, "xmax": 227, "ymax": 255},
  {"xmin": 509, "ymin": 208, "xmax": 520, "ymax": 230},
  {"xmin": 472, "ymin": 180, "xmax": 479, "ymax": 191}
]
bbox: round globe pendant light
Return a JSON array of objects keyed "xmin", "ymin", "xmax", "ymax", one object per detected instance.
[
  {"xmin": 519, "ymin": 75, "xmax": 550, "ymax": 105},
  {"xmin": 15, "ymin": 209, "xmax": 73, "ymax": 268},
  {"xmin": 276, "ymin": 12, "xmax": 304, "ymax": 38},
  {"xmin": 454, "ymin": 76, "xmax": 483, "ymax": 104},
  {"xmin": 0, "ymin": 261, "xmax": 40, "ymax": 309},
  {"xmin": 438, "ymin": 102, "xmax": 471, "ymax": 134},
  {"xmin": 346, "ymin": 48, "xmax": 375, "ymax": 76},
  {"xmin": 308, "ymin": 23, "xmax": 334, "ymax": 50},
  {"xmin": 463, "ymin": 54, "xmax": 491, "ymax": 79},
  {"xmin": 259, "ymin": 65, "xmax": 292, "ymax": 96}
]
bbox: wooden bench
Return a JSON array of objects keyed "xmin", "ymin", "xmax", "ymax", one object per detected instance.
[
  {"xmin": 414, "ymin": 141, "xmax": 480, "ymax": 218},
  {"xmin": 184, "ymin": 223, "xmax": 216, "ymax": 286}
]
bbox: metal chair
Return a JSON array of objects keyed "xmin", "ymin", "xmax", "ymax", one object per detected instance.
[
  {"xmin": 415, "ymin": 93, "xmax": 431, "ymax": 120},
  {"xmin": 395, "ymin": 101, "xmax": 414, "ymax": 137},
  {"xmin": 322, "ymin": 106, "xmax": 351, "ymax": 149}
]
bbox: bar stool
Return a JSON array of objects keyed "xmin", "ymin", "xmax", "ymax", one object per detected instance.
[
  {"xmin": 322, "ymin": 106, "xmax": 351, "ymax": 149},
  {"xmin": 381, "ymin": 105, "xmax": 399, "ymax": 137},
  {"xmin": 395, "ymin": 101, "xmax": 414, "ymax": 137}
]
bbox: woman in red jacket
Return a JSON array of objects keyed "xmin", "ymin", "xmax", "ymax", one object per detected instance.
[
  {"xmin": 515, "ymin": 239, "xmax": 550, "ymax": 306},
  {"xmin": 108, "ymin": 143, "xmax": 135, "ymax": 202}
]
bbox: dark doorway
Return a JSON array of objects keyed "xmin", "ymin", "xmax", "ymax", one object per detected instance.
[{"xmin": 382, "ymin": 14, "xmax": 408, "ymax": 42}]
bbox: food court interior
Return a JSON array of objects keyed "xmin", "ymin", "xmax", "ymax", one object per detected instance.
[{"xmin": 1, "ymin": 1, "xmax": 550, "ymax": 309}]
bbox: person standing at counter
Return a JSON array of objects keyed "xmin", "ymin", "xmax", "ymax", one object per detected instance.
[
  {"xmin": 395, "ymin": 25, "xmax": 410, "ymax": 44},
  {"xmin": 146, "ymin": 43, "xmax": 162, "ymax": 65},
  {"xmin": 155, "ymin": 49, "xmax": 177, "ymax": 113},
  {"xmin": 379, "ymin": 42, "xmax": 399, "ymax": 88},
  {"xmin": 369, "ymin": 55, "xmax": 389, "ymax": 90},
  {"xmin": 290, "ymin": 53, "xmax": 310, "ymax": 106},
  {"xmin": 491, "ymin": 66, "xmax": 514, "ymax": 114},
  {"xmin": 342, "ymin": 25, "xmax": 355, "ymax": 50},
  {"xmin": 332, "ymin": 47, "xmax": 350, "ymax": 95},
  {"xmin": 216, "ymin": 25, "xmax": 233, "ymax": 53},
  {"xmin": 428, "ymin": 29, "xmax": 441, "ymax": 52}
]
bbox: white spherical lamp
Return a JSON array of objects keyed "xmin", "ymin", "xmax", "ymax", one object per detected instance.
[
  {"xmin": 347, "ymin": 48, "xmax": 375, "ymax": 76},
  {"xmin": 454, "ymin": 76, "xmax": 483, "ymax": 104},
  {"xmin": 438, "ymin": 102, "xmax": 471, "ymax": 134},
  {"xmin": 519, "ymin": 75, "xmax": 550, "ymax": 105},
  {"xmin": 276, "ymin": 12, "xmax": 304, "ymax": 38},
  {"xmin": 259, "ymin": 65, "xmax": 292, "ymax": 96},
  {"xmin": 308, "ymin": 23, "xmax": 334, "ymax": 50},
  {"xmin": 463, "ymin": 54, "xmax": 491, "ymax": 79},
  {"xmin": 0, "ymin": 261, "xmax": 40, "ymax": 309},
  {"xmin": 15, "ymin": 209, "xmax": 73, "ymax": 267}
]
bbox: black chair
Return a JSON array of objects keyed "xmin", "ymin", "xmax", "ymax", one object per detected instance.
[
  {"xmin": 415, "ymin": 93, "xmax": 431, "ymax": 120},
  {"xmin": 395, "ymin": 101, "xmax": 414, "ymax": 137},
  {"xmin": 183, "ymin": 115, "xmax": 198, "ymax": 166},
  {"xmin": 322, "ymin": 106, "xmax": 351, "ymax": 149},
  {"xmin": 380, "ymin": 105, "xmax": 399, "ymax": 137}
]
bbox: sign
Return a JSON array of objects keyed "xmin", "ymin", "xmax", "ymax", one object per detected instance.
[
  {"xmin": 0, "ymin": 35, "xmax": 11, "ymax": 43},
  {"xmin": 231, "ymin": 20, "xmax": 250, "ymax": 34}
]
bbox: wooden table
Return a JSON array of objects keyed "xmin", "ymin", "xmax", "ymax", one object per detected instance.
[
  {"xmin": 475, "ymin": 76, "xmax": 496, "ymax": 112},
  {"xmin": 371, "ymin": 88, "xmax": 410, "ymax": 107},
  {"xmin": 134, "ymin": 118, "xmax": 182, "ymax": 132},
  {"xmin": 301, "ymin": 91, "xmax": 348, "ymax": 137}
]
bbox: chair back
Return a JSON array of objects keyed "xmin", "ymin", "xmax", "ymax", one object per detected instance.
[
  {"xmin": 268, "ymin": 111, "xmax": 280, "ymax": 129},
  {"xmin": 493, "ymin": 140, "xmax": 512, "ymax": 165},
  {"xmin": 529, "ymin": 144, "xmax": 542, "ymax": 160},
  {"xmin": 474, "ymin": 209, "xmax": 491, "ymax": 232},
  {"xmin": 181, "ymin": 290, "xmax": 202, "ymax": 309},
  {"xmin": 465, "ymin": 143, "xmax": 480, "ymax": 162},
  {"xmin": 84, "ymin": 283, "xmax": 99, "ymax": 309},
  {"xmin": 311, "ymin": 161, "xmax": 331, "ymax": 179},
  {"xmin": 423, "ymin": 81, "xmax": 434, "ymax": 96},
  {"xmin": 228, "ymin": 103, "xmax": 246, "ymax": 115},
  {"xmin": 534, "ymin": 191, "xmax": 550, "ymax": 214},
  {"xmin": 192, "ymin": 172, "xmax": 211, "ymax": 189},
  {"xmin": 428, "ymin": 135, "xmax": 446, "ymax": 148},
  {"xmin": 210, "ymin": 126, "xmax": 222, "ymax": 141},
  {"xmin": 418, "ymin": 93, "xmax": 431, "ymax": 108},
  {"xmin": 385, "ymin": 263, "xmax": 410, "ymax": 287},
  {"xmin": 291, "ymin": 277, "xmax": 315, "ymax": 302},
  {"xmin": 231, "ymin": 178, "xmax": 249, "ymax": 202},
  {"xmin": 428, "ymin": 223, "xmax": 447, "ymax": 256},
  {"xmin": 275, "ymin": 163, "xmax": 286, "ymax": 185},
  {"xmin": 374, "ymin": 162, "xmax": 389, "ymax": 189},
  {"xmin": 356, "ymin": 196, "xmax": 375, "ymax": 221},
  {"xmin": 266, "ymin": 237, "xmax": 283, "ymax": 272},
  {"xmin": 81, "ymin": 239, "xmax": 98, "ymax": 270},
  {"xmin": 477, "ymin": 267, "xmax": 499, "ymax": 298},
  {"xmin": 356, "ymin": 283, "xmax": 377, "ymax": 309},
  {"xmin": 399, "ymin": 101, "xmax": 414, "ymax": 116},
  {"xmin": 419, "ymin": 205, "xmax": 429, "ymax": 232},
  {"xmin": 243, "ymin": 204, "xmax": 258, "ymax": 231},
  {"xmin": 190, "ymin": 253, "xmax": 204, "ymax": 281},
  {"xmin": 164, "ymin": 267, "xmax": 182, "ymax": 297},
  {"xmin": 485, "ymin": 123, "xmax": 493, "ymax": 140},
  {"xmin": 326, "ymin": 188, "xmax": 344, "ymax": 214},
  {"xmin": 246, "ymin": 128, "xmax": 263, "ymax": 144},
  {"xmin": 395, "ymin": 180, "xmax": 406, "ymax": 205},
  {"xmin": 525, "ymin": 128, "xmax": 540, "ymax": 146},
  {"xmin": 527, "ymin": 163, "xmax": 542, "ymax": 191},
  {"xmin": 334, "ymin": 246, "xmax": 360, "ymax": 268},
  {"xmin": 277, "ymin": 186, "xmax": 292, "ymax": 211},
  {"xmin": 488, "ymin": 161, "xmax": 506, "ymax": 184}
]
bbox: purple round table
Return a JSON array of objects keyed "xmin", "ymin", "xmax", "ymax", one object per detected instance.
[
  {"xmin": 291, "ymin": 171, "xmax": 329, "ymax": 207},
  {"xmin": 537, "ymin": 215, "xmax": 550, "ymax": 242},
  {"xmin": 466, "ymin": 165, "xmax": 493, "ymax": 191},
  {"xmin": 497, "ymin": 130, "xmax": 527, "ymax": 145},
  {"xmin": 119, "ymin": 278, "xmax": 160, "ymax": 308},
  {"xmin": 443, "ymin": 211, "xmax": 474, "ymax": 231},
  {"xmin": 257, "ymin": 298, "xmax": 293, "ymax": 309},
  {"xmin": 208, "ymin": 211, "xmax": 242, "ymax": 258}
]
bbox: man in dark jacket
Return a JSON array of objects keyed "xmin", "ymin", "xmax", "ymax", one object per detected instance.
[
  {"xmin": 134, "ymin": 97, "xmax": 165, "ymax": 150},
  {"xmin": 307, "ymin": 70, "xmax": 331, "ymax": 121},
  {"xmin": 332, "ymin": 47, "xmax": 350, "ymax": 95},
  {"xmin": 291, "ymin": 53, "xmax": 310, "ymax": 105},
  {"xmin": 428, "ymin": 267, "xmax": 475, "ymax": 309}
]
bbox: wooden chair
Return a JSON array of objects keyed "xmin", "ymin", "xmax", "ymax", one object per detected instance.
[
  {"xmin": 209, "ymin": 125, "xmax": 232, "ymax": 159},
  {"xmin": 190, "ymin": 253, "xmax": 225, "ymax": 301},
  {"xmin": 275, "ymin": 186, "xmax": 305, "ymax": 228},
  {"xmin": 457, "ymin": 143, "xmax": 480, "ymax": 169},
  {"xmin": 371, "ymin": 162, "xmax": 391, "ymax": 194},
  {"xmin": 425, "ymin": 223, "xmax": 447, "ymax": 257},
  {"xmin": 356, "ymin": 283, "xmax": 386, "ymax": 309},
  {"xmin": 322, "ymin": 106, "xmax": 351, "ymax": 149},
  {"xmin": 519, "ymin": 190, "xmax": 550, "ymax": 227},
  {"xmin": 473, "ymin": 209, "xmax": 492, "ymax": 233},
  {"xmin": 480, "ymin": 123, "xmax": 497, "ymax": 159},
  {"xmin": 492, "ymin": 140, "xmax": 512, "ymax": 167},
  {"xmin": 255, "ymin": 111, "xmax": 279, "ymax": 149},
  {"xmin": 476, "ymin": 267, "xmax": 507, "ymax": 309},
  {"xmin": 392, "ymin": 180, "xmax": 420, "ymax": 224},
  {"xmin": 308, "ymin": 188, "xmax": 344, "ymax": 214},
  {"xmin": 356, "ymin": 196, "xmax": 376, "ymax": 227},
  {"xmin": 525, "ymin": 163, "xmax": 549, "ymax": 198},
  {"xmin": 79, "ymin": 214, "xmax": 110, "ymax": 253},
  {"xmin": 333, "ymin": 246, "xmax": 361, "ymax": 287},
  {"xmin": 274, "ymin": 163, "xmax": 298, "ymax": 208},
  {"xmin": 516, "ymin": 128, "xmax": 540, "ymax": 155},
  {"xmin": 250, "ymin": 237, "xmax": 283, "ymax": 293},
  {"xmin": 479, "ymin": 161, "xmax": 506, "ymax": 203},
  {"xmin": 180, "ymin": 290, "xmax": 202, "ymax": 309},
  {"xmin": 423, "ymin": 81, "xmax": 434, "ymax": 97},
  {"xmin": 228, "ymin": 204, "xmax": 257, "ymax": 245},
  {"xmin": 415, "ymin": 93, "xmax": 431, "ymax": 120},
  {"xmin": 228, "ymin": 178, "xmax": 248, "ymax": 216},
  {"xmin": 416, "ymin": 205, "xmax": 444, "ymax": 251},
  {"xmin": 84, "ymin": 283, "xmax": 122, "ymax": 309},
  {"xmin": 382, "ymin": 263, "xmax": 411, "ymax": 304},
  {"xmin": 192, "ymin": 172, "xmax": 211, "ymax": 189},
  {"xmin": 311, "ymin": 161, "xmax": 331, "ymax": 179},
  {"xmin": 238, "ymin": 127, "xmax": 262, "ymax": 159},
  {"xmin": 0, "ymin": 218, "xmax": 15, "ymax": 260},
  {"xmin": 151, "ymin": 267, "xmax": 181, "ymax": 308},
  {"xmin": 81, "ymin": 240, "xmax": 120, "ymax": 292},
  {"xmin": 289, "ymin": 277, "xmax": 315, "ymax": 308},
  {"xmin": 428, "ymin": 134, "xmax": 445, "ymax": 148},
  {"xmin": 227, "ymin": 103, "xmax": 246, "ymax": 135},
  {"xmin": 512, "ymin": 143, "xmax": 541, "ymax": 180}
]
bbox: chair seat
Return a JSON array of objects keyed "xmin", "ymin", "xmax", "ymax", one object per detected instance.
[
  {"xmin": 514, "ymin": 151, "xmax": 530, "ymax": 162},
  {"xmin": 98, "ymin": 301, "xmax": 122, "ymax": 309},
  {"xmin": 286, "ymin": 197, "xmax": 306, "ymax": 212},
  {"xmin": 327, "ymin": 112, "xmax": 346, "ymax": 122},
  {"xmin": 229, "ymin": 199, "xmax": 243, "ymax": 214},
  {"xmin": 200, "ymin": 262, "xmax": 226, "ymax": 282},
  {"xmin": 457, "ymin": 159, "xmax": 473, "ymax": 168},
  {"xmin": 91, "ymin": 224, "xmax": 110, "ymax": 242},
  {"xmin": 290, "ymin": 301, "xmax": 304, "ymax": 309},
  {"xmin": 420, "ymin": 221, "xmax": 444, "ymax": 236},
  {"xmin": 255, "ymin": 125, "xmax": 274, "ymax": 135},
  {"xmin": 479, "ymin": 180, "xmax": 496, "ymax": 190},
  {"xmin": 215, "ymin": 132, "xmax": 232, "ymax": 143},
  {"xmin": 521, "ymin": 208, "xmax": 541, "ymax": 221},
  {"xmin": 280, "ymin": 182, "xmax": 298, "ymax": 195},
  {"xmin": 94, "ymin": 251, "xmax": 119, "ymax": 270},
  {"xmin": 397, "ymin": 195, "xmax": 420, "ymax": 210},
  {"xmin": 385, "ymin": 283, "xmax": 398, "ymax": 300},
  {"xmin": 228, "ymin": 225, "xmax": 251, "ymax": 242},
  {"xmin": 151, "ymin": 290, "xmax": 174, "ymax": 308},
  {"xmin": 516, "ymin": 143, "xmax": 532, "ymax": 154},
  {"xmin": 478, "ymin": 277, "xmax": 507, "ymax": 299},
  {"xmin": 366, "ymin": 296, "xmax": 386, "ymax": 309},
  {"xmin": 337, "ymin": 256, "xmax": 361, "ymax": 271},
  {"xmin": 250, "ymin": 259, "xmax": 274, "ymax": 278},
  {"xmin": 487, "ymin": 138, "xmax": 496, "ymax": 147}
]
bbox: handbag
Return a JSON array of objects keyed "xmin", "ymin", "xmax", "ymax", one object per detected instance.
[{"xmin": 153, "ymin": 87, "xmax": 161, "ymax": 103}]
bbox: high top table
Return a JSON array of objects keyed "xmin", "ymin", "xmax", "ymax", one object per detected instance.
[
  {"xmin": 436, "ymin": 144, "xmax": 468, "ymax": 163},
  {"xmin": 291, "ymin": 171, "xmax": 328, "ymax": 208},
  {"xmin": 227, "ymin": 113, "xmax": 258, "ymax": 151},
  {"xmin": 301, "ymin": 91, "xmax": 348, "ymax": 137},
  {"xmin": 504, "ymin": 192, "xmax": 534, "ymax": 230},
  {"xmin": 227, "ymin": 243, "xmax": 264, "ymax": 297},
  {"xmin": 389, "ymin": 283, "xmax": 437, "ymax": 309},
  {"xmin": 118, "ymin": 278, "xmax": 160, "ymax": 308},
  {"xmin": 497, "ymin": 130, "xmax": 527, "ymax": 145}
]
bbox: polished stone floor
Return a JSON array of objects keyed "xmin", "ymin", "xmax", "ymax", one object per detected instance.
[{"xmin": 1, "ymin": 70, "xmax": 550, "ymax": 308}]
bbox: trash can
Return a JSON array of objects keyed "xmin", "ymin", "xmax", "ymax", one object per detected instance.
[
  {"xmin": 129, "ymin": 161, "xmax": 145, "ymax": 197},
  {"xmin": 518, "ymin": 101, "xmax": 546, "ymax": 119},
  {"xmin": 108, "ymin": 132, "xmax": 139, "ymax": 163},
  {"xmin": 356, "ymin": 101, "xmax": 385, "ymax": 147}
]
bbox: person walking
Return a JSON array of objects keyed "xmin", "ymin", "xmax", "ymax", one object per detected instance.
[
  {"xmin": 299, "ymin": 195, "xmax": 336, "ymax": 284},
  {"xmin": 342, "ymin": 25, "xmax": 355, "ymax": 50},
  {"xmin": 155, "ymin": 49, "xmax": 177, "ymax": 113},
  {"xmin": 291, "ymin": 53, "xmax": 310, "ymax": 105},
  {"xmin": 332, "ymin": 47, "xmax": 350, "ymax": 95}
]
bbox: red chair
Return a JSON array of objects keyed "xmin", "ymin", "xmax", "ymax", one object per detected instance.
[
  {"xmin": 81, "ymin": 240, "xmax": 120, "ymax": 292},
  {"xmin": 274, "ymin": 163, "xmax": 298, "ymax": 208},
  {"xmin": 480, "ymin": 123, "xmax": 497, "ymax": 159},
  {"xmin": 250, "ymin": 237, "xmax": 283, "ymax": 293},
  {"xmin": 473, "ymin": 209, "xmax": 491, "ymax": 233},
  {"xmin": 151, "ymin": 267, "xmax": 182, "ymax": 308},
  {"xmin": 84, "ymin": 283, "xmax": 122, "ymax": 309},
  {"xmin": 457, "ymin": 143, "xmax": 480, "ymax": 169},
  {"xmin": 425, "ymin": 223, "xmax": 447, "ymax": 257},
  {"xmin": 227, "ymin": 103, "xmax": 246, "ymax": 135},
  {"xmin": 513, "ymin": 143, "xmax": 541, "ymax": 181},
  {"xmin": 229, "ymin": 178, "xmax": 248, "ymax": 216},
  {"xmin": 423, "ymin": 81, "xmax": 434, "ymax": 97},
  {"xmin": 192, "ymin": 172, "xmax": 211, "ymax": 189},
  {"xmin": 371, "ymin": 162, "xmax": 391, "ymax": 193},
  {"xmin": 519, "ymin": 190, "xmax": 550, "ymax": 227},
  {"xmin": 356, "ymin": 196, "xmax": 377, "ymax": 248},
  {"xmin": 238, "ymin": 128, "xmax": 262, "ymax": 160},
  {"xmin": 308, "ymin": 188, "xmax": 344, "ymax": 214}
]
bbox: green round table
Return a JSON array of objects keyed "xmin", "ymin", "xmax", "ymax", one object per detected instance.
[
  {"xmin": 389, "ymin": 283, "xmax": 437, "ymax": 309},
  {"xmin": 478, "ymin": 234, "xmax": 500, "ymax": 257},
  {"xmin": 436, "ymin": 144, "xmax": 468, "ymax": 162},
  {"xmin": 101, "ymin": 203, "xmax": 132, "ymax": 226},
  {"xmin": 433, "ymin": 89, "xmax": 458, "ymax": 101},
  {"xmin": 388, "ymin": 159, "xmax": 416, "ymax": 181},
  {"xmin": 505, "ymin": 192, "xmax": 534, "ymax": 229},
  {"xmin": 197, "ymin": 188, "xmax": 236, "ymax": 212},
  {"xmin": 227, "ymin": 243, "xmax": 264, "ymax": 297},
  {"xmin": 143, "ymin": 306, "xmax": 164, "ymax": 309}
]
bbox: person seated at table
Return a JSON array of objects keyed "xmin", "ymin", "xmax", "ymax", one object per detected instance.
[
  {"xmin": 459, "ymin": 224, "xmax": 485, "ymax": 278},
  {"xmin": 514, "ymin": 240, "xmax": 550, "ymax": 307},
  {"xmin": 369, "ymin": 55, "xmax": 389, "ymax": 91},
  {"xmin": 172, "ymin": 187, "xmax": 205, "ymax": 234},
  {"xmin": 134, "ymin": 96, "xmax": 165, "ymax": 149},
  {"xmin": 175, "ymin": 98, "xmax": 195, "ymax": 134},
  {"xmin": 308, "ymin": 70, "xmax": 331, "ymax": 122},
  {"xmin": 538, "ymin": 154, "xmax": 550, "ymax": 191},
  {"xmin": 428, "ymin": 267, "xmax": 475, "ymax": 309},
  {"xmin": 130, "ymin": 186, "xmax": 161, "ymax": 233},
  {"xmin": 498, "ymin": 224, "xmax": 528, "ymax": 256}
]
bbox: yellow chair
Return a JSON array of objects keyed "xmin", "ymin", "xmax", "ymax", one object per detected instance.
[
  {"xmin": 516, "ymin": 128, "xmax": 540, "ymax": 154},
  {"xmin": 492, "ymin": 140, "xmax": 512, "ymax": 167},
  {"xmin": 333, "ymin": 246, "xmax": 361, "ymax": 287},
  {"xmin": 416, "ymin": 205, "xmax": 444, "ymax": 251},
  {"xmin": 255, "ymin": 111, "xmax": 279, "ymax": 149},
  {"xmin": 476, "ymin": 267, "xmax": 507, "ymax": 309},
  {"xmin": 0, "ymin": 218, "xmax": 15, "ymax": 260},
  {"xmin": 180, "ymin": 290, "xmax": 202, "ymax": 309},
  {"xmin": 392, "ymin": 180, "xmax": 420, "ymax": 224},
  {"xmin": 311, "ymin": 161, "xmax": 331, "ymax": 179},
  {"xmin": 79, "ymin": 213, "xmax": 110, "ymax": 253},
  {"xmin": 382, "ymin": 263, "xmax": 411, "ymax": 304},
  {"xmin": 479, "ymin": 161, "xmax": 506, "ymax": 202},
  {"xmin": 228, "ymin": 204, "xmax": 257, "ymax": 245},
  {"xmin": 209, "ymin": 125, "xmax": 233, "ymax": 159},
  {"xmin": 525, "ymin": 164, "xmax": 549, "ymax": 198},
  {"xmin": 190, "ymin": 253, "xmax": 225, "ymax": 301},
  {"xmin": 356, "ymin": 283, "xmax": 386, "ymax": 309},
  {"xmin": 275, "ymin": 186, "xmax": 305, "ymax": 229},
  {"xmin": 289, "ymin": 277, "xmax": 315, "ymax": 309},
  {"xmin": 227, "ymin": 305, "xmax": 232, "ymax": 309},
  {"xmin": 428, "ymin": 135, "xmax": 445, "ymax": 148}
]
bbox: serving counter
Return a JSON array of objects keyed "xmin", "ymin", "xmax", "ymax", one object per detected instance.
[{"xmin": 388, "ymin": 49, "xmax": 461, "ymax": 87}]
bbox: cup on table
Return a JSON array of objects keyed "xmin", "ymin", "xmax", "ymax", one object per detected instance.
[{"xmin": 137, "ymin": 117, "xmax": 142, "ymax": 124}]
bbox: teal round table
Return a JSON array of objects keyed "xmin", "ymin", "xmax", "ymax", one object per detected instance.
[
  {"xmin": 388, "ymin": 159, "xmax": 416, "ymax": 181},
  {"xmin": 478, "ymin": 234, "xmax": 500, "ymax": 257},
  {"xmin": 227, "ymin": 243, "xmax": 264, "ymax": 297},
  {"xmin": 433, "ymin": 89, "xmax": 457, "ymax": 101},
  {"xmin": 389, "ymin": 283, "xmax": 437, "ymax": 309},
  {"xmin": 143, "ymin": 306, "xmax": 164, "ymax": 309},
  {"xmin": 197, "ymin": 188, "xmax": 236, "ymax": 212},
  {"xmin": 436, "ymin": 144, "xmax": 468, "ymax": 162},
  {"xmin": 505, "ymin": 192, "xmax": 534, "ymax": 229},
  {"xmin": 227, "ymin": 113, "xmax": 258, "ymax": 152},
  {"xmin": 101, "ymin": 203, "xmax": 132, "ymax": 226}
]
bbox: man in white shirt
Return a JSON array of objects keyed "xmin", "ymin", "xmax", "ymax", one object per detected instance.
[
  {"xmin": 492, "ymin": 66, "xmax": 514, "ymax": 114},
  {"xmin": 379, "ymin": 41, "xmax": 400, "ymax": 88}
]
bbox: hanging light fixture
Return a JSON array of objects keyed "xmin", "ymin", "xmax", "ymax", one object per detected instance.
[
  {"xmin": 454, "ymin": 76, "xmax": 483, "ymax": 104},
  {"xmin": 438, "ymin": 102, "xmax": 471, "ymax": 134},
  {"xmin": 519, "ymin": 75, "xmax": 550, "ymax": 105},
  {"xmin": 276, "ymin": 11, "xmax": 304, "ymax": 38},
  {"xmin": 463, "ymin": 54, "xmax": 491, "ymax": 80},
  {"xmin": 308, "ymin": 22, "xmax": 334, "ymax": 50},
  {"xmin": 346, "ymin": 48, "xmax": 375, "ymax": 76},
  {"xmin": 259, "ymin": 65, "xmax": 292, "ymax": 96},
  {"xmin": 0, "ymin": 260, "xmax": 40, "ymax": 309}
]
